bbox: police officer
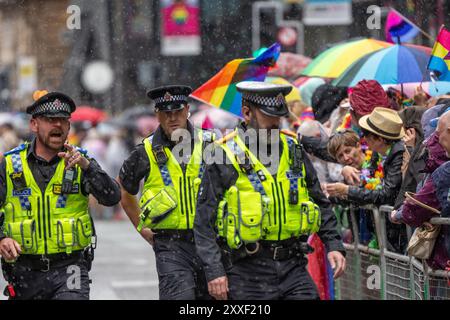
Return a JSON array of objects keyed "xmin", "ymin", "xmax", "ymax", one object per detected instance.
[
  {"xmin": 0, "ymin": 90, "xmax": 121, "ymax": 300},
  {"xmin": 194, "ymin": 81, "xmax": 346, "ymax": 300},
  {"xmin": 119, "ymin": 85, "xmax": 214, "ymax": 300}
]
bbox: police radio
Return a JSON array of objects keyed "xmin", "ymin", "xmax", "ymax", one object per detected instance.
[
  {"xmin": 62, "ymin": 168, "xmax": 76, "ymax": 194},
  {"xmin": 291, "ymin": 144, "xmax": 303, "ymax": 175},
  {"xmin": 153, "ymin": 145, "xmax": 168, "ymax": 165}
]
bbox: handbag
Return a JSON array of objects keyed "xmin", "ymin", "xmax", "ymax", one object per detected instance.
[{"xmin": 404, "ymin": 192, "xmax": 441, "ymax": 259}]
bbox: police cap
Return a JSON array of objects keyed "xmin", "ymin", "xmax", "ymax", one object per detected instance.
[
  {"xmin": 236, "ymin": 81, "xmax": 292, "ymax": 117},
  {"xmin": 147, "ymin": 85, "xmax": 192, "ymax": 112},
  {"xmin": 26, "ymin": 90, "xmax": 76, "ymax": 118}
]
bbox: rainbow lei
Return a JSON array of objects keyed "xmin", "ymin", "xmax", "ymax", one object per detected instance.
[{"xmin": 360, "ymin": 147, "xmax": 390, "ymax": 191}]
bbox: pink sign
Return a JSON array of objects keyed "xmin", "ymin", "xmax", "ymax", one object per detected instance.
[{"xmin": 162, "ymin": 0, "xmax": 200, "ymax": 36}]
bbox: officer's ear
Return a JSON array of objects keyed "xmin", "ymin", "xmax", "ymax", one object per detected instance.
[
  {"xmin": 242, "ymin": 104, "xmax": 252, "ymax": 122},
  {"xmin": 30, "ymin": 117, "xmax": 38, "ymax": 134}
]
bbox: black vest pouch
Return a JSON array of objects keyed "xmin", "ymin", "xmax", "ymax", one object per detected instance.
[{"xmin": 10, "ymin": 171, "xmax": 27, "ymax": 191}]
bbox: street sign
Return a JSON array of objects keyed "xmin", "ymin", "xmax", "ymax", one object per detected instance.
[
  {"xmin": 252, "ymin": 1, "xmax": 304, "ymax": 54},
  {"xmin": 81, "ymin": 61, "xmax": 114, "ymax": 94},
  {"xmin": 278, "ymin": 27, "xmax": 297, "ymax": 47},
  {"xmin": 303, "ymin": 0, "xmax": 353, "ymax": 26},
  {"xmin": 161, "ymin": 0, "xmax": 201, "ymax": 56}
]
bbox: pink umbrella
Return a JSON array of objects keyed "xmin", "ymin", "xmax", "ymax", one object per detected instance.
[{"xmin": 268, "ymin": 52, "xmax": 312, "ymax": 79}]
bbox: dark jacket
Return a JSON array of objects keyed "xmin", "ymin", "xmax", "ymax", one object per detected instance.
[
  {"xmin": 194, "ymin": 124, "xmax": 345, "ymax": 282},
  {"xmin": 348, "ymin": 140, "xmax": 404, "ymax": 206},
  {"xmin": 398, "ymin": 142, "xmax": 450, "ymax": 269}
]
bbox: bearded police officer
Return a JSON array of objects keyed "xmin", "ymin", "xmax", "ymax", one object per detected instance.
[
  {"xmin": 194, "ymin": 81, "xmax": 346, "ymax": 300},
  {"xmin": 0, "ymin": 90, "xmax": 121, "ymax": 300},
  {"xmin": 119, "ymin": 85, "xmax": 214, "ymax": 300}
]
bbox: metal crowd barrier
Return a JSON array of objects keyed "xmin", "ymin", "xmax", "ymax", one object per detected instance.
[{"xmin": 334, "ymin": 204, "xmax": 450, "ymax": 300}]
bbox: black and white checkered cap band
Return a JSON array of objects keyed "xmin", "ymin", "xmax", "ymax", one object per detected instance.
[
  {"xmin": 153, "ymin": 95, "xmax": 188, "ymax": 105},
  {"xmin": 32, "ymin": 99, "xmax": 71, "ymax": 116},
  {"xmin": 242, "ymin": 93, "xmax": 286, "ymax": 107}
]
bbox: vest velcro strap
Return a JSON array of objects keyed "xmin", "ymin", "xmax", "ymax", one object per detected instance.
[{"xmin": 56, "ymin": 219, "xmax": 76, "ymax": 254}]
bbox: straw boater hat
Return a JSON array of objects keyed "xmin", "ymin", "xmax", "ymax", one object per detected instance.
[{"xmin": 359, "ymin": 107, "xmax": 405, "ymax": 140}]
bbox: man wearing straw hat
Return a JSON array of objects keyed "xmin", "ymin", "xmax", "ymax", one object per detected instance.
[{"xmin": 326, "ymin": 107, "xmax": 407, "ymax": 252}]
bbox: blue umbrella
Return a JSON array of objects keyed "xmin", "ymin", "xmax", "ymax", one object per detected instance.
[{"xmin": 332, "ymin": 44, "xmax": 435, "ymax": 87}]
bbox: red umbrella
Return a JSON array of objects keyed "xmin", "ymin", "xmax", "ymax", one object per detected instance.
[{"xmin": 71, "ymin": 106, "xmax": 108, "ymax": 126}]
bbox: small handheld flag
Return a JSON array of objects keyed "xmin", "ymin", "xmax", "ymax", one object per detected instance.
[
  {"xmin": 427, "ymin": 26, "xmax": 450, "ymax": 81},
  {"xmin": 385, "ymin": 9, "xmax": 420, "ymax": 44}
]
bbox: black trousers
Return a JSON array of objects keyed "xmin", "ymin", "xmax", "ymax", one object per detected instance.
[
  {"xmin": 2, "ymin": 258, "xmax": 90, "ymax": 300},
  {"xmin": 153, "ymin": 237, "xmax": 210, "ymax": 300},
  {"xmin": 225, "ymin": 254, "xmax": 320, "ymax": 300}
]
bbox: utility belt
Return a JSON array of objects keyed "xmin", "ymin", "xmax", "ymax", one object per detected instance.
[
  {"xmin": 219, "ymin": 236, "xmax": 313, "ymax": 263},
  {"xmin": 1, "ymin": 250, "xmax": 85, "ymax": 273},
  {"xmin": 153, "ymin": 229, "xmax": 194, "ymax": 243}
]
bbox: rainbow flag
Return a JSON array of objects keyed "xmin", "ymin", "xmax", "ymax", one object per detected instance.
[
  {"xmin": 385, "ymin": 9, "xmax": 419, "ymax": 44},
  {"xmin": 428, "ymin": 27, "xmax": 450, "ymax": 81},
  {"xmin": 191, "ymin": 43, "xmax": 281, "ymax": 116}
]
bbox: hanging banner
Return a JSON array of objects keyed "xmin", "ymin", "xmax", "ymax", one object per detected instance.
[
  {"xmin": 161, "ymin": 0, "xmax": 201, "ymax": 56},
  {"xmin": 303, "ymin": 0, "xmax": 352, "ymax": 26}
]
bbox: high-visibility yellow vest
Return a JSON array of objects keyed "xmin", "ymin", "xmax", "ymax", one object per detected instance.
[
  {"xmin": 216, "ymin": 130, "xmax": 321, "ymax": 249},
  {"xmin": 138, "ymin": 129, "xmax": 214, "ymax": 231},
  {"xmin": 2, "ymin": 143, "xmax": 92, "ymax": 255}
]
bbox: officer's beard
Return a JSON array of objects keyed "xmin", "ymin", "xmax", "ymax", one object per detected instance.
[
  {"xmin": 39, "ymin": 129, "xmax": 68, "ymax": 152},
  {"xmin": 247, "ymin": 117, "xmax": 280, "ymax": 146},
  {"xmin": 246, "ymin": 118, "xmax": 280, "ymax": 174}
]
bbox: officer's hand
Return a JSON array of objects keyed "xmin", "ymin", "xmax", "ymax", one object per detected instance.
[
  {"xmin": 58, "ymin": 143, "xmax": 90, "ymax": 170},
  {"xmin": 139, "ymin": 227, "xmax": 155, "ymax": 246},
  {"xmin": 208, "ymin": 276, "xmax": 228, "ymax": 300},
  {"xmin": 341, "ymin": 166, "xmax": 360, "ymax": 185},
  {"xmin": 327, "ymin": 251, "xmax": 346, "ymax": 279},
  {"xmin": 0, "ymin": 238, "xmax": 21, "ymax": 261}
]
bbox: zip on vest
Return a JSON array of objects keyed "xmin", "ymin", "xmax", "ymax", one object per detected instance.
[
  {"xmin": 182, "ymin": 167, "xmax": 190, "ymax": 229},
  {"xmin": 272, "ymin": 176, "xmax": 284, "ymax": 241},
  {"xmin": 188, "ymin": 177, "xmax": 194, "ymax": 221},
  {"xmin": 41, "ymin": 190, "xmax": 48, "ymax": 254}
]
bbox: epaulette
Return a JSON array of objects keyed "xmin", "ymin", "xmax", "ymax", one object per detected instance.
[
  {"xmin": 280, "ymin": 129, "xmax": 297, "ymax": 139},
  {"xmin": 142, "ymin": 133, "xmax": 154, "ymax": 144},
  {"xmin": 214, "ymin": 130, "xmax": 237, "ymax": 145},
  {"xmin": 202, "ymin": 130, "xmax": 215, "ymax": 143},
  {"xmin": 4, "ymin": 143, "xmax": 27, "ymax": 156}
]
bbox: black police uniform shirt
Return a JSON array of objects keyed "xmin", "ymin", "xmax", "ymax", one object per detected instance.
[
  {"xmin": 193, "ymin": 122, "xmax": 346, "ymax": 283},
  {"xmin": 119, "ymin": 121, "xmax": 196, "ymax": 196},
  {"xmin": 0, "ymin": 137, "xmax": 121, "ymax": 240}
]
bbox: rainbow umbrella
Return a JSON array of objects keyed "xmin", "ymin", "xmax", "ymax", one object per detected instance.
[
  {"xmin": 381, "ymin": 81, "xmax": 450, "ymax": 97},
  {"xmin": 333, "ymin": 44, "xmax": 435, "ymax": 87},
  {"xmin": 301, "ymin": 38, "xmax": 392, "ymax": 78}
]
